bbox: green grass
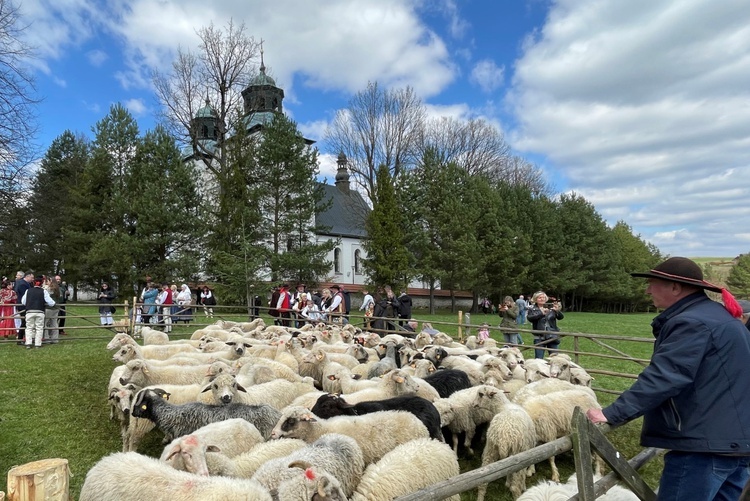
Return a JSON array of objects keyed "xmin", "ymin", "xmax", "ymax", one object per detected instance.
[{"xmin": 0, "ymin": 306, "xmax": 662, "ymax": 499}]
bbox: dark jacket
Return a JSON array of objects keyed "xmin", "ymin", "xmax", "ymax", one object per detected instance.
[
  {"xmin": 97, "ymin": 287, "xmax": 115, "ymax": 314},
  {"xmin": 603, "ymin": 292, "xmax": 750, "ymax": 454},
  {"xmin": 398, "ymin": 294, "xmax": 412, "ymax": 319},
  {"xmin": 14, "ymin": 279, "xmax": 30, "ymax": 312},
  {"xmin": 527, "ymin": 305, "xmax": 563, "ymax": 336},
  {"xmin": 24, "ymin": 287, "xmax": 48, "ymax": 312}
]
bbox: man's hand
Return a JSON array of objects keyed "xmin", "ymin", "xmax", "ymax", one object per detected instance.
[{"xmin": 586, "ymin": 408, "xmax": 608, "ymax": 424}]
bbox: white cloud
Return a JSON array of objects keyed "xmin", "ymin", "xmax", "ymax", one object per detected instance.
[
  {"xmin": 124, "ymin": 98, "xmax": 147, "ymax": 116},
  {"xmin": 87, "ymin": 49, "xmax": 108, "ymax": 67},
  {"xmin": 509, "ymin": 0, "xmax": 750, "ymax": 257},
  {"xmin": 470, "ymin": 59, "xmax": 504, "ymax": 93}
]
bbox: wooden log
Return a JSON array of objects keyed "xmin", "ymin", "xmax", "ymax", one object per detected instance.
[{"xmin": 6, "ymin": 458, "xmax": 69, "ymax": 501}]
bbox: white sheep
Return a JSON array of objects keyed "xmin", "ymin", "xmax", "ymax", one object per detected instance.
[
  {"xmin": 165, "ymin": 435, "xmax": 307, "ymax": 478},
  {"xmin": 234, "ymin": 356, "xmax": 309, "ymax": 383},
  {"xmin": 270, "ymin": 406, "xmax": 430, "ymax": 465},
  {"xmin": 106, "ymin": 333, "xmax": 197, "ymax": 359},
  {"xmin": 118, "ymin": 359, "xmax": 231, "ymax": 387},
  {"xmin": 521, "ymin": 389, "xmax": 602, "ymax": 482},
  {"xmin": 476, "ymin": 403, "xmax": 538, "ymax": 500},
  {"xmin": 512, "ymin": 379, "xmax": 596, "ymax": 406},
  {"xmin": 335, "ymin": 369, "xmax": 420, "ymax": 405},
  {"xmin": 160, "ymin": 418, "xmax": 265, "ymax": 470},
  {"xmin": 251, "ymin": 433, "xmax": 364, "ymax": 498},
  {"xmin": 523, "ymin": 358, "xmax": 552, "ymax": 383},
  {"xmin": 112, "ymin": 343, "xmax": 220, "ymax": 367},
  {"xmin": 141, "ymin": 326, "xmax": 169, "ymax": 345},
  {"xmin": 517, "ymin": 474, "xmax": 639, "ymax": 501},
  {"xmin": 108, "ymin": 383, "xmax": 140, "ymax": 450},
  {"xmin": 351, "ymin": 438, "xmax": 461, "ymax": 501},
  {"xmin": 79, "ymin": 451, "xmax": 272, "ymax": 501},
  {"xmin": 204, "ymin": 374, "xmax": 317, "ymax": 410}
]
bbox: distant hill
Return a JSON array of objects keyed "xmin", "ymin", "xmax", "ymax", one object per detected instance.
[{"xmin": 691, "ymin": 257, "xmax": 735, "ymax": 286}]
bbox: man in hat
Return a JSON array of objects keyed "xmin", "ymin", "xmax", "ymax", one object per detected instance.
[
  {"xmin": 326, "ymin": 285, "xmax": 347, "ymax": 324},
  {"xmin": 587, "ymin": 257, "xmax": 750, "ymax": 500}
]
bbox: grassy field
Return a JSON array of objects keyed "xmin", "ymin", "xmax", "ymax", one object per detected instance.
[{"xmin": 0, "ymin": 305, "xmax": 662, "ymax": 500}]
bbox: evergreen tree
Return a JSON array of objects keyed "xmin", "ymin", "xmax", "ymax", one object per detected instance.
[
  {"xmin": 252, "ymin": 113, "xmax": 335, "ymax": 285},
  {"xmin": 363, "ymin": 164, "xmax": 411, "ymax": 290},
  {"xmin": 26, "ymin": 131, "xmax": 89, "ymax": 276},
  {"xmin": 123, "ymin": 125, "xmax": 205, "ymax": 290},
  {"xmin": 727, "ymin": 254, "xmax": 750, "ymax": 299},
  {"xmin": 73, "ymin": 104, "xmax": 139, "ymax": 291}
]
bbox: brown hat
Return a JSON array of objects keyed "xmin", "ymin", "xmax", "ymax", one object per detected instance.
[
  {"xmin": 631, "ymin": 257, "xmax": 721, "ymax": 292},
  {"xmin": 632, "ymin": 257, "xmax": 742, "ymax": 317},
  {"xmin": 330, "ymin": 284, "xmax": 341, "ymax": 290}
]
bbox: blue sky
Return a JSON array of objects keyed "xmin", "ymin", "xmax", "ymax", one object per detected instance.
[{"xmin": 17, "ymin": 0, "xmax": 750, "ymax": 258}]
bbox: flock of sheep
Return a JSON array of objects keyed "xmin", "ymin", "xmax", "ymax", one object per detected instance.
[{"xmin": 81, "ymin": 319, "xmax": 639, "ymax": 500}]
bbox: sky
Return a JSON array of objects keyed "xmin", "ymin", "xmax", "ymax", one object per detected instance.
[{"xmin": 15, "ymin": 0, "xmax": 750, "ymax": 258}]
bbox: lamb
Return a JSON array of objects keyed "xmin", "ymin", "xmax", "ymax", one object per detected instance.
[
  {"xmin": 251, "ymin": 433, "xmax": 364, "ymax": 498},
  {"xmin": 118, "ymin": 359, "xmax": 232, "ymax": 388},
  {"xmin": 329, "ymin": 366, "xmax": 381, "ymax": 394},
  {"xmin": 161, "ymin": 418, "xmax": 266, "ymax": 469},
  {"xmin": 367, "ymin": 341, "xmax": 399, "ymax": 378},
  {"xmin": 131, "ymin": 388, "xmax": 282, "ymax": 440},
  {"xmin": 521, "ymin": 389, "xmax": 602, "ymax": 482},
  {"xmin": 351, "ymin": 438, "xmax": 461, "ymax": 501},
  {"xmin": 269, "ymin": 406, "xmax": 430, "ymax": 465},
  {"xmin": 165, "ymin": 434, "xmax": 307, "ymax": 478},
  {"xmin": 476, "ymin": 403, "xmax": 538, "ymax": 500},
  {"xmin": 235, "ymin": 355, "xmax": 309, "ymax": 383},
  {"xmin": 431, "ymin": 332, "xmax": 465, "ymax": 348},
  {"xmin": 78, "ymin": 451, "xmax": 273, "ymax": 501},
  {"xmin": 570, "ymin": 366, "xmax": 594, "ymax": 387},
  {"xmin": 310, "ymin": 393, "xmax": 444, "ymax": 442}
]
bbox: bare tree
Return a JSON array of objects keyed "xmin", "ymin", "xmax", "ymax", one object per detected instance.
[
  {"xmin": 419, "ymin": 116, "xmax": 512, "ymax": 179},
  {"xmin": 0, "ymin": 0, "xmax": 38, "ymax": 198},
  {"xmin": 501, "ymin": 155, "xmax": 552, "ymax": 196},
  {"xmin": 152, "ymin": 20, "xmax": 259, "ymax": 183},
  {"xmin": 324, "ymin": 81, "xmax": 425, "ymax": 203}
]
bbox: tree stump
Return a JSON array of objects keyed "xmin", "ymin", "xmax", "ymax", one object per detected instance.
[{"xmin": 7, "ymin": 458, "xmax": 69, "ymax": 501}]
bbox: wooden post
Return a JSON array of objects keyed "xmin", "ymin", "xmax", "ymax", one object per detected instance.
[
  {"xmin": 457, "ymin": 311, "xmax": 463, "ymax": 341},
  {"xmin": 7, "ymin": 458, "xmax": 70, "ymax": 501}
]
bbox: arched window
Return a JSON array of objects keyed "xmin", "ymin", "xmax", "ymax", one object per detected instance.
[
  {"xmin": 354, "ymin": 249, "xmax": 361, "ymax": 274},
  {"xmin": 334, "ymin": 248, "xmax": 341, "ymax": 274}
]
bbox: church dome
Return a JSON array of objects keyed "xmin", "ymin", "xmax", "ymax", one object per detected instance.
[{"xmin": 195, "ymin": 98, "xmax": 217, "ymax": 118}]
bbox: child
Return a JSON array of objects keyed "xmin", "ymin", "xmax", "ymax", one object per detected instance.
[{"xmin": 478, "ymin": 323, "xmax": 490, "ymax": 344}]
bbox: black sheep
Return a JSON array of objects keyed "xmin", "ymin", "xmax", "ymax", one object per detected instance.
[
  {"xmin": 423, "ymin": 368, "xmax": 472, "ymax": 398},
  {"xmin": 311, "ymin": 393, "xmax": 444, "ymax": 441}
]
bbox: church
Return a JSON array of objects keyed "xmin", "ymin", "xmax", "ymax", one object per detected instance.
[{"xmin": 183, "ymin": 53, "xmax": 371, "ymax": 290}]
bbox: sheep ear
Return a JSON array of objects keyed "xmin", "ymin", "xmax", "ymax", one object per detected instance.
[
  {"xmin": 352, "ymin": 374, "xmax": 361, "ymax": 380},
  {"xmin": 288, "ymin": 460, "xmax": 312, "ymax": 470},
  {"xmin": 164, "ymin": 444, "xmax": 182, "ymax": 461},
  {"xmin": 236, "ymin": 383, "xmax": 247, "ymax": 393},
  {"xmin": 393, "ymin": 375, "xmax": 405, "ymax": 384},
  {"xmin": 327, "ymin": 375, "xmax": 336, "ymax": 381},
  {"xmin": 200, "ymin": 384, "xmax": 212, "ymax": 393},
  {"xmin": 225, "ymin": 341, "xmax": 236, "ymax": 346},
  {"xmin": 206, "ymin": 445, "xmax": 221, "ymax": 453},
  {"xmin": 316, "ymin": 352, "xmax": 324, "ymax": 361}
]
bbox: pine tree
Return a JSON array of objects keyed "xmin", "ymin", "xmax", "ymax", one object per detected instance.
[{"xmin": 363, "ymin": 164, "xmax": 411, "ymax": 290}]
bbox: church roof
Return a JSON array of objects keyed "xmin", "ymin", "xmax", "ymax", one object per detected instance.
[{"xmin": 316, "ymin": 183, "xmax": 369, "ymax": 238}]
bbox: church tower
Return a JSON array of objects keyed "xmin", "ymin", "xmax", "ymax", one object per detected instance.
[{"xmin": 241, "ymin": 45, "xmax": 285, "ymax": 132}]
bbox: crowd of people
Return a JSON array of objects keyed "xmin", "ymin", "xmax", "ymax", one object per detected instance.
[
  {"xmin": 1, "ymin": 272, "xmax": 69, "ymax": 348},
  {"xmin": 135, "ymin": 276, "xmax": 217, "ymax": 330}
]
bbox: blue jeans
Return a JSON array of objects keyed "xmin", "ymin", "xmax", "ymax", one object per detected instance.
[
  {"xmin": 533, "ymin": 337, "xmax": 559, "ymax": 359},
  {"xmin": 658, "ymin": 451, "xmax": 750, "ymax": 501}
]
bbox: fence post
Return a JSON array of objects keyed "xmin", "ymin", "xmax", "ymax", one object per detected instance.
[
  {"xmin": 457, "ymin": 311, "xmax": 463, "ymax": 341},
  {"xmin": 464, "ymin": 312, "xmax": 471, "ymax": 339}
]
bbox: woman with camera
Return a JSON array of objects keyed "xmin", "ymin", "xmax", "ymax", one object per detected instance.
[
  {"xmin": 526, "ymin": 291, "xmax": 564, "ymax": 359},
  {"xmin": 498, "ymin": 296, "xmax": 520, "ymax": 345}
]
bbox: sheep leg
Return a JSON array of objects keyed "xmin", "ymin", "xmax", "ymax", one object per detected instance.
[
  {"xmin": 593, "ymin": 452, "xmax": 604, "ymax": 477},
  {"xmin": 476, "ymin": 444, "xmax": 500, "ymax": 501},
  {"xmin": 464, "ymin": 427, "xmax": 476, "ymax": 457},
  {"xmin": 549, "ymin": 455, "xmax": 560, "ymax": 482},
  {"xmin": 451, "ymin": 431, "xmax": 460, "ymax": 454}
]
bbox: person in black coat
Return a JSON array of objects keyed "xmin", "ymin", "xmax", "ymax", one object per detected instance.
[
  {"xmin": 372, "ymin": 286, "xmax": 401, "ymax": 333},
  {"xmin": 398, "ymin": 291, "xmax": 412, "ymax": 327}
]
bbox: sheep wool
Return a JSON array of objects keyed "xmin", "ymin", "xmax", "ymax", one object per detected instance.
[
  {"xmin": 351, "ymin": 438, "xmax": 461, "ymax": 501},
  {"xmin": 79, "ymin": 452, "xmax": 272, "ymax": 501}
]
